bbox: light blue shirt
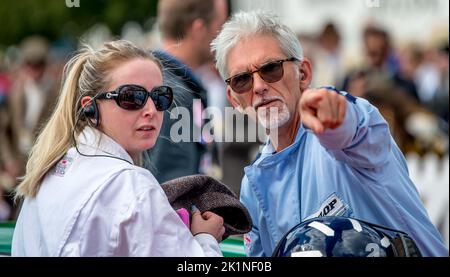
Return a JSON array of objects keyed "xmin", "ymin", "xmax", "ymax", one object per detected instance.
[{"xmin": 240, "ymin": 93, "xmax": 448, "ymax": 257}]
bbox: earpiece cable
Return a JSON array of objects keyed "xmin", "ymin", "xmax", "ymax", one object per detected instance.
[{"xmin": 72, "ymin": 106, "xmax": 133, "ymax": 165}]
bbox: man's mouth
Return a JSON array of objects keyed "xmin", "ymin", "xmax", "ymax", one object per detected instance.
[{"xmin": 255, "ymin": 99, "xmax": 280, "ymax": 110}]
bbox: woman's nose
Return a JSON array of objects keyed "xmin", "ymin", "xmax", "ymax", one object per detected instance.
[{"xmin": 142, "ymin": 98, "xmax": 157, "ymax": 118}]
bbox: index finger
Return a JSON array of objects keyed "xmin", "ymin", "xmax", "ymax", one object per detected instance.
[{"xmin": 301, "ymin": 90, "xmax": 324, "ymax": 110}]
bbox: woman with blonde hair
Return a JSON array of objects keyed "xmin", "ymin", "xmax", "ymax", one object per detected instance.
[{"xmin": 11, "ymin": 40, "xmax": 225, "ymax": 256}]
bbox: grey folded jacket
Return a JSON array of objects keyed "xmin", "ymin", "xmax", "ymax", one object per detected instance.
[{"xmin": 161, "ymin": 175, "xmax": 252, "ymax": 238}]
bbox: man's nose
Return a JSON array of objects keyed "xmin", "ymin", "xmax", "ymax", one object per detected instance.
[{"xmin": 252, "ymin": 72, "xmax": 269, "ymax": 95}]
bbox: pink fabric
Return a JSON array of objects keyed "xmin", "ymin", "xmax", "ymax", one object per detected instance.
[{"xmin": 176, "ymin": 208, "xmax": 190, "ymax": 228}]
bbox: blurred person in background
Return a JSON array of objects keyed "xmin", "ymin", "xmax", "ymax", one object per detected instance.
[
  {"xmin": 340, "ymin": 26, "xmax": 446, "ymax": 155},
  {"xmin": 396, "ymin": 43, "xmax": 424, "ymax": 102},
  {"xmin": 425, "ymin": 42, "xmax": 449, "ymax": 126},
  {"xmin": 194, "ymin": 61, "xmax": 227, "ymax": 180},
  {"xmin": 7, "ymin": 36, "xmax": 59, "ymax": 180},
  {"xmin": 363, "ymin": 25, "xmax": 400, "ymax": 76},
  {"xmin": 341, "ymin": 25, "xmax": 400, "ymax": 93},
  {"xmin": 0, "ymin": 51, "xmax": 14, "ymax": 220},
  {"xmin": 396, "ymin": 42, "xmax": 448, "ymax": 152},
  {"xmin": 393, "ymin": 41, "xmax": 448, "ymax": 123},
  {"xmin": 144, "ymin": 0, "xmax": 228, "ymax": 183},
  {"xmin": 342, "ymin": 25, "xmax": 401, "ymax": 95},
  {"xmin": 353, "ymin": 71, "xmax": 446, "ymax": 155},
  {"xmin": 311, "ymin": 22, "xmax": 344, "ymax": 88}
]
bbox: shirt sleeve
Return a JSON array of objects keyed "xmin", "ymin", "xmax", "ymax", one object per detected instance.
[
  {"xmin": 112, "ymin": 170, "xmax": 222, "ymax": 257},
  {"xmin": 314, "ymin": 93, "xmax": 392, "ymax": 169},
  {"xmin": 193, "ymin": 233, "xmax": 222, "ymax": 257},
  {"xmin": 64, "ymin": 169, "xmax": 222, "ymax": 257}
]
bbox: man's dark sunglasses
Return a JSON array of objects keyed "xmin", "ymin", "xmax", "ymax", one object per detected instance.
[
  {"xmin": 225, "ymin": 57, "xmax": 299, "ymax": 94},
  {"xmin": 96, "ymin": 84, "xmax": 173, "ymax": 111}
]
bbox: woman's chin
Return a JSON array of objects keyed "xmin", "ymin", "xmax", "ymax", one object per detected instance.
[
  {"xmin": 141, "ymin": 141, "xmax": 157, "ymax": 151},
  {"xmin": 128, "ymin": 141, "xmax": 157, "ymax": 155}
]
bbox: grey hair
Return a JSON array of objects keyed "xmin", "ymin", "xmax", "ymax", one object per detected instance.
[{"xmin": 211, "ymin": 10, "xmax": 304, "ymax": 80}]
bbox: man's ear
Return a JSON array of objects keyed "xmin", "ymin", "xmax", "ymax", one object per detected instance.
[
  {"xmin": 226, "ymin": 87, "xmax": 242, "ymax": 110},
  {"xmin": 190, "ymin": 18, "xmax": 207, "ymax": 39},
  {"xmin": 299, "ymin": 59, "xmax": 313, "ymax": 91}
]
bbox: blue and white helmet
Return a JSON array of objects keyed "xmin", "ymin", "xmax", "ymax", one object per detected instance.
[{"xmin": 272, "ymin": 216, "xmax": 421, "ymax": 257}]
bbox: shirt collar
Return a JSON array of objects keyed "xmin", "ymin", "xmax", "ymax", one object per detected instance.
[
  {"xmin": 260, "ymin": 124, "xmax": 307, "ymax": 156},
  {"xmin": 77, "ymin": 127, "xmax": 134, "ymax": 164}
]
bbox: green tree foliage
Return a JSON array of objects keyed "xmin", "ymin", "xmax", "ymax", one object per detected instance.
[{"xmin": 0, "ymin": 0, "xmax": 158, "ymax": 47}]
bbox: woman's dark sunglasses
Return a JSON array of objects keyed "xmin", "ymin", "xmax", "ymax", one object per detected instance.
[
  {"xmin": 225, "ymin": 57, "xmax": 299, "ymax": 94},
  {"xmin": 96, "ymin": 84, "xmax": 173, "ymax": 111}
]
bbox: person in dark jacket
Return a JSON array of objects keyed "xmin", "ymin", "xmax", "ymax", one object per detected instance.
[{"xmin": 144, "ymin": 0, "xmax": 228, "ymax": 183}]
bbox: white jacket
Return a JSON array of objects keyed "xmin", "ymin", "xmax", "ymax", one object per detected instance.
[{"xmin": 12, "ymin": 127, "xmax": 222, "ymax": 257}]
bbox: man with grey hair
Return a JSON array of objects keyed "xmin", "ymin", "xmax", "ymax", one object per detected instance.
[{"xmin": 211, "ymin": 11, "xmax": 448, "ymax": 257}]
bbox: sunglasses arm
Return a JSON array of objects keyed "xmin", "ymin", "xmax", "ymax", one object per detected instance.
[{"xmin": 96, "ymin": 92, "xmax": 119, "ymax": 100}]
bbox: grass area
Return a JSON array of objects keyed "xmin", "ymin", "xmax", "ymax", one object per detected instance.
[
  {"xmin": 0, "ymin": 221, "xmax": 14, "ymax": 255},
  {"xmin": 220, "ymin": 235, "xmax": 246, "ymax": 257}
]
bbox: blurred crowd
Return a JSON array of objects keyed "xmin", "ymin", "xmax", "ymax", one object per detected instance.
[
  {"xmin": 0, "ymin": 16, "xmax": 448, "ymax": 224},
  {"xmin": 303, "ymin": 22, "xmax": 448, "ymax": 156}
]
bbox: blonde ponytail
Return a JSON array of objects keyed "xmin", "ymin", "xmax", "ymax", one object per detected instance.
[
  {"xmin": 15, "ymin": 40, "xmax": 160, "ymax": 198},
  {"xmin": 15, "ymin": 51, "xmax": 92, "ymax": 198}
]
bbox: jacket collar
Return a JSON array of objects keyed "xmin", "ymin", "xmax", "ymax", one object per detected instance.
[
  {"xmin": 251, "ymin": 124, "xmax": 308, "ymax": 167},
  {"xmin": 152, "ymin": 50, "xmax": 207, "ymax": 101},
  {"xmin": 77, "ymin": 127, "xmax": 134, "ymax": 164},
  {"xmin": 261, "ymin": 124, "xmax": 307, "ymax": 155}
]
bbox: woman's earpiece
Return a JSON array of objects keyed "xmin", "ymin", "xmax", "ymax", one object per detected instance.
[
  {"xmin": 82, "ymin": 103, "xmax": 96, "ymax": 118},
  {"xmin": 82, "ymin": 100, "xmax": 99, "ymax": 127},
  {"xmin": 74, "ymin": 98, "xmax": 130, "ymax": 165}
]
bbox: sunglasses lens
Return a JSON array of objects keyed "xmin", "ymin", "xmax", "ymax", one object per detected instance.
[
  {"xmin": 260, "ymin": 61, "xmax": 284, "ymax": 82},
  {"xmin": 229, "ymin": 60, "xmax": 287, "ymax": 93},
  {"xmin": 152, "ymin": 86, "xmax": 173, "ymax": 111},
  {"xmin": 231, "ymin": 73, "xmax": 252, "ymax": 93},
  {"xmin": 118, "ymin": 86, "xmax": 147, "ymax": 110}
]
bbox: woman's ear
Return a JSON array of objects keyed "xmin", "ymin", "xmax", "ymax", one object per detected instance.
[
  {"xmin": 80, "ymin": 96, "xmax": 99, "ymax": 126},
  {"xmin": 81, "ymin": 96, "xmax": 93, "ymax": 108}
]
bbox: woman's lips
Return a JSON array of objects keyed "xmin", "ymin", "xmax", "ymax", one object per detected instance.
[{"xmin": 137, "ymin": 126, "xmax": 156, "ymax": 137}]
